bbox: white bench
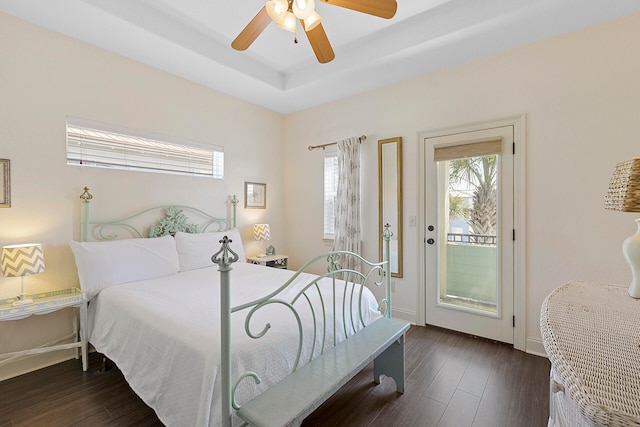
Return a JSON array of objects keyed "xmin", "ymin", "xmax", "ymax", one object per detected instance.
[{"xmin": 237, "ymin": 316, "xmax": 410, "ymax": 427}]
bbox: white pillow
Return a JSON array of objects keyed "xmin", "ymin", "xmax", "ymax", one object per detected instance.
[
  {"xmin": 70, "ymin": 235, "xmax": 179, "ymax": 299},
  {"xmin": 175, "ymin": 228, "xmax": 246, "ymax": 272}
]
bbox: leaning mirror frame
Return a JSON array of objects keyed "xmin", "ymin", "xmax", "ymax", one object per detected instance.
[{"xmin": 378, "ymin": 137, "xmax": 403, "ymax": 278}]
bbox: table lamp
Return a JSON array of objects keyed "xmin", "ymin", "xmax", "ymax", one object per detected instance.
[
  {"xmin": 605, "ymin": 158, "xmax": 640, "ymax": 298},
  {"xmin": 253, "ymin": 224, "xmax": 270, "ymax": 258},
  {"xmin": 1, "ymin": 243, "xmax": 45, "ymax": 306}
]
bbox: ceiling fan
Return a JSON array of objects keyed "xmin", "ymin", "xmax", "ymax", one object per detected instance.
[{"xmin": 231, "ymin": 0, "xmax": 398, "ymax": 64}]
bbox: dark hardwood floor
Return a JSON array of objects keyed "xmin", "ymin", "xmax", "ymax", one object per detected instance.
[{"xmin": 0, "ymin": 325, "xmax": 550, "ymax": 427}]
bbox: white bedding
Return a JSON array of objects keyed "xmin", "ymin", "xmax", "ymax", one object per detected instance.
[{"xmin": 88, "ymin": 261, "xmax": 382, "ymax": 427}]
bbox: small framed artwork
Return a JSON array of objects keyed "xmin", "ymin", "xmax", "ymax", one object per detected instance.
[
  {"xmin": 0, "ymin": 159, "xmax": 10, "ymax": 208},
  {"xmin": 245, "ymin": 182, "xmax": 266, "ymax": 209}
]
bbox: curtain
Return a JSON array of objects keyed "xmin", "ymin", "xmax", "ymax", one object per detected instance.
[{"xmin": 333, "ymin": 137, "xmax": 361, "ymax": 267}]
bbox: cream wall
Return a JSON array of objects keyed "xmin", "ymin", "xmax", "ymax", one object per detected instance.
[
  {"xmin": 0, "ymin": 13, "xmax": 285, "ymax": 380},
  {"xmin": 2, "ymin": 10, "xmax": 639, "ymax": 380},
  {"xmin": 284, "ymin": 13, "xmax": 640, "ymax": 352}
]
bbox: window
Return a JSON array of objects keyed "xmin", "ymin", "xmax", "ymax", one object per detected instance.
[
  {"xmin": 323, "ymin": 148, "xmax": 338, "ymax": 239},
  {"xmin": 66, "ymin": 117, "xmax": 224, "ymax": 179}
]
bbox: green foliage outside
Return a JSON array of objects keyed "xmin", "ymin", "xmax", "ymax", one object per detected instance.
[{"xmin": 448, "ymin": 156, "xmax": 497, "ymax": 236}]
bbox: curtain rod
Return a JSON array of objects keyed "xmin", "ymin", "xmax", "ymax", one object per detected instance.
[{"xmin": 307, "ymin": 135, "xmax": 367, "ymax": 151}]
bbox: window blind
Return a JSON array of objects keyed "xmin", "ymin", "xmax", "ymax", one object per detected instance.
[
  {"xmin": 434, "ymin": 138, "xmax": 502, "ymax": 162},
  {"xmin": 66, "ymin": 118, "xmax": 224, "ymax": 179}
]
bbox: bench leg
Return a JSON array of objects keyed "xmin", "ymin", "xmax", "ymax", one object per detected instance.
[{"xmin": 373, "ymin": 334, "xmax": 405, "ymax": 393}]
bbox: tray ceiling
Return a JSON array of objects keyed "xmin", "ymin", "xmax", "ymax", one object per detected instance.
[{"xmin": 2, "ymin": 0, "xmax": 639, "ymax": 113}]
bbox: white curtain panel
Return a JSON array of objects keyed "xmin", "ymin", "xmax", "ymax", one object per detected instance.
[{"xmin": 333, "ymin": 137, "xmax": 361, "ymax": 268}]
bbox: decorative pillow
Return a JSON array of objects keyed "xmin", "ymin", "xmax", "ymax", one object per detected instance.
[
  {"xmin": 175, "ymin": 228, "xmax": 246, "ymax": 272},
  {"xmin": 70, "ymin": 235, "xmax": 179, "ymax": 299}
]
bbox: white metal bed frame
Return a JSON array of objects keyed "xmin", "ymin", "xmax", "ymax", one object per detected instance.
[{"xmin": 78, "ymin": 188, "xmax": 403, "ymax": 427}]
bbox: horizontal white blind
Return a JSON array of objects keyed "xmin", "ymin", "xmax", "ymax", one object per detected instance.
[
  {"xmin": 434, "ymin": 138, "xmax": 502, "ymax": 162},
  {"xmin": 323, "ymin": 150, "xmax": 339, "ymax": 238},
  {"xmin": 66, "ymin": 119, "xmax": 224, "ymax": 179}
]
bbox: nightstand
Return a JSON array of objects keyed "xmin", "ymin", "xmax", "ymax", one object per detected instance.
[
  {"xmin": 0, "ymin": 288, "xmax": 88, "ymax": 371},
  {"xmin": 247, "ymin": 254, "xmax": 288, "ymax": 269}
]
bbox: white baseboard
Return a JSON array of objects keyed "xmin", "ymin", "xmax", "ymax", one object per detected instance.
[
  {"xmin": 390, "ymin": 307, "xmax": 417, "ymax": 324},
  {"xmin": 526, "ymin": 337, "xmax": 548, "ymax": 358},
  {"xmin": 0, "ymin": 351, "xmax": 76, "ymax": 381}
]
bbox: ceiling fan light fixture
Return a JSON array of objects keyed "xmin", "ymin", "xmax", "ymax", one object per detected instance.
[
  {"xmin": 266, "ymin": 0, "xmax": 288, "ymax": 24},
  {"xmin": 235, "ymin": 0, "xmax": 398, "ymax": 63},
  {"xmin": 293, "ymin": 0, "xmax": 315, "ymax": 20},
  {"xmin": 303, "ymin": 11, "xmax": 322, "ymax": 31},
  {"xmin": 278, "ymin": 10, "xmax": 297, "ymax": 33}
]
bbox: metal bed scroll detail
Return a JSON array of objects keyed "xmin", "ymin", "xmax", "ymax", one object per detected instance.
[
  {"xmin": 79, "ymin": 187, "xmax": 238, "ymax": 242},
  {"xmin": 214, "ymin": 228, "xmax": 393, "ymax": 427}
]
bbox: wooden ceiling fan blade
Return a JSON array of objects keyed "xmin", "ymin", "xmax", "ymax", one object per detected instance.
[
  {"xmin": 231, "ymin": 7, "xmax": 271, "ymax": 51},
  {"xmin": 319, "ymin": 0, "xmax": 397, "ymax": 19},
  {"xmin": 302, "ymin": 22, "xmax": 335, "ymax": 64}
]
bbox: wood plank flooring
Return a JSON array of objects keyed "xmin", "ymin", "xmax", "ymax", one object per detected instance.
[{"xmin": 0, "ymin": 325, "xmax": 550, "ymax": 427}]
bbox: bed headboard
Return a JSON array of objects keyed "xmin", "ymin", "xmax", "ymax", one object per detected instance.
[{"xmin": 79, "ymin": 187, "xmax": 238, "ymax": 242}]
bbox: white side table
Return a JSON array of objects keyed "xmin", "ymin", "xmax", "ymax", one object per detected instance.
[
  {"xmin": 0, "ymin": 288, "xmax": 88, "ymax": 371},
  {"xmin": 541, "ymin": 281, "xmax": 640, "ymax": 426},
  {"xmin": 247, "ymin": 254, "xmax": 288, "ymax": 270}
]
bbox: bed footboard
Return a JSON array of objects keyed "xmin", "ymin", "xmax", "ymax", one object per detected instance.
[{"xmin": 213, "ymin": 228, "xmax": 400, "ymax": 427}]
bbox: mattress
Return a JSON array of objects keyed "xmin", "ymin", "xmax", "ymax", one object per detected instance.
[{"xmin": 88, "ymin": 261, "xmax": 382, "ymax": 426}]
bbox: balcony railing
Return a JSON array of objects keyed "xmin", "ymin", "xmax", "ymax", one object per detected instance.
[{"xmin": 447, "ymin": 233, "xmax": 496, "ymax": 246}]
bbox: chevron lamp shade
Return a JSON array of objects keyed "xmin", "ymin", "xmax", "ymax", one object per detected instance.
[
  {"xmin": 253, "ymin": 224, "xmax": 271, "ymax": 242},
  {"xmin": 1, "ymin": 243, "xmax": 45, "ymax": 277}
]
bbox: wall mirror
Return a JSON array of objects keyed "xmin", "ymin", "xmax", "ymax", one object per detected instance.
[{"xmin": 378, "ymin": 137, "xmax": 403, "ymax": 277}]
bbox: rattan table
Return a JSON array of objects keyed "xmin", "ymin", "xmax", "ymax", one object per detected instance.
[{"xmin": 541, "ymin": 281, "xmax": 640, "ymax": 426}]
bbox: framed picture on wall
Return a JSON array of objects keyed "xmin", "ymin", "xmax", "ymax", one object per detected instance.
[
  {"xmin": 0, "ymin": 159, "xmax": 10, "ymax": 208},
  {"xmin": 245, "ymin": 182, "xmax": 266, "ymax": 209}
]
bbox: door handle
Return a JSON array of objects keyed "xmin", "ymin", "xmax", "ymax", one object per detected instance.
[{"xmin": 427, "ymin": 238, "xmax": 435, "ymax": 245}]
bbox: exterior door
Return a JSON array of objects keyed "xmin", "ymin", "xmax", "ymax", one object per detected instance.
[{"xmin": 423, "ymin": 126, "xmax": 514, "ymax": 343}]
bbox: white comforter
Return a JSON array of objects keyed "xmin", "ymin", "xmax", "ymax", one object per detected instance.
[{"xmin": 88, "ymin": 262, "xmax": 382, "ymax": 426}]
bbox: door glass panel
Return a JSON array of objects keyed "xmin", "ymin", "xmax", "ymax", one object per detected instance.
[{"xmin": 437, "ymin": 154, "xmax": 499, "ymax": 314}]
